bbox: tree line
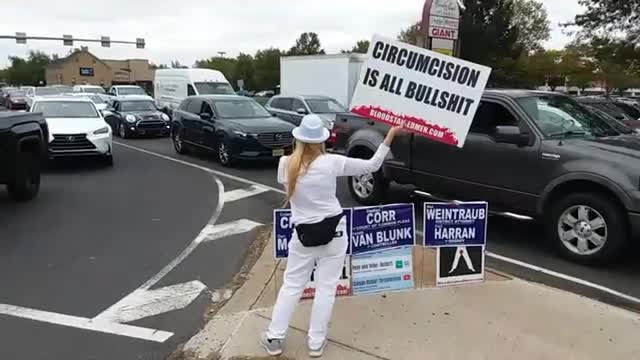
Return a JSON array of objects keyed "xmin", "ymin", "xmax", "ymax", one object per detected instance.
[{"xmin": 2, "ymin": 0, "xmax": 639, "ymax": 94}]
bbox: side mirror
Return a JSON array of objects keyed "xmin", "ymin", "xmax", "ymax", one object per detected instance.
[
  {"xmin": 200, "ymin": 112, "xmax": 213, "ymax": 121},
  {"xmin": 296, "ymin": 108, "xmax": 308, "ymax": 115},
  {"xmin": 493, "ymin": 126, "xmax": 530, "ymax": 146}
]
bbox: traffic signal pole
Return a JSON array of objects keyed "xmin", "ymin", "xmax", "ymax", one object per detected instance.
[{"xmin": 0, "ymin": 33, "xmax": 145, "ymax": 48}]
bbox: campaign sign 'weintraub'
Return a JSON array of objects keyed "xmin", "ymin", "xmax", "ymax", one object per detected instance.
[
  {"xmin": 350, "ymin": 34, "xmax": 492, "ymax": 147},
  {"xmin": 273, "ymin": 209, "xmax": 352, "ymax": 258},
  {"xmin": 423, "ymin": 202, "xmax": 488, "ymax": 247},
  {"xmin": 351, "ymin": 204, "xmax": 415, "ymax": 255}
]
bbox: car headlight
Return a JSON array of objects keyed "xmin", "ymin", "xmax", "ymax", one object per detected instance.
[
  {"xmin": 233, "ymin": 130, "xmax": 257, "ymax": 138},
  {"xmin": 161, "ymin": 113, "xmax": 170, "ymax": 121},
  {"xmin": 93, "ymin": 126, "xmax": 110, "ymax": 135},
  {"xmin": 125, "ymin": 114, "xmax": 137, "ymax": 123}
]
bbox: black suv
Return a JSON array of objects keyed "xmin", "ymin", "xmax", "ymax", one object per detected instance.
[
  {"xmin": 0, "ymin": 112, "xmax": 48, "ymax": 201},
  {"xmin": 334, "ymin": 90, "xmax": 640, "ymax": 265},
  {"xmin": 171, "ymin": 95, "xmax": 295, "ymax": 166}
]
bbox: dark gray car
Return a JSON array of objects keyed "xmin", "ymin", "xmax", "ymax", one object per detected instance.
[
  {"xmin": 333, "ymin": 90, "xmax": 640, "ymax": 265},
  {"xmin": 265, "ymin": 95, "xmax": 348, "ymax": 128}
]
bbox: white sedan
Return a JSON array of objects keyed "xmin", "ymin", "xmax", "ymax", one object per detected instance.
[{"xmin": 30, "ymin": 97, "xmax": 113, "ymax": 165}]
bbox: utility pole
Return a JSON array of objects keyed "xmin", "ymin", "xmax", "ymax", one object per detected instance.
[{"xmin": 218, "ymin": 51, "xmax": 226, "ymax": 58}]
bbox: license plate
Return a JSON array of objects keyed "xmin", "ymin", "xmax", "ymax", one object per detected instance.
[{"xmin": 272, "ymin": 149, "xmax": 285, "ymax": 157}]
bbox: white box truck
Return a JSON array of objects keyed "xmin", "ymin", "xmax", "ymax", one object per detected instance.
[
  {"xmin": 154, "ymin": 69, "xmax": 234, "ymax": 113},
  {"xmin": 280, "ymin": 54, "xmax": 367, "ymax": 107}
]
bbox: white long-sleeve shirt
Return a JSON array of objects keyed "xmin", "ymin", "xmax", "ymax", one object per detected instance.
[{"xmin": 278, "ymin": 144, "xmax": 390, "ymax": 225}]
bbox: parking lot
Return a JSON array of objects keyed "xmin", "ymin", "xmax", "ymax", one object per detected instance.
[{"xmin": 2, "ymin": 115, "xmax": 640, "ymax": 360}]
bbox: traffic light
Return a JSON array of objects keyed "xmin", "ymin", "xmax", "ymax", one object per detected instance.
[
  {"xmin": 63, "ymin": 34, "xmax": 73, "ymax": 46},
  {"xmin": 101, "ymin": 36, "xmax": 110, "ymax": 48},
  {"xmin": 136, "ymin": 38, "xmax": 145, "ymax": 49},
  {"xmin": 15, "ymin": 32, "xmax": 26, "ymax": 44}
]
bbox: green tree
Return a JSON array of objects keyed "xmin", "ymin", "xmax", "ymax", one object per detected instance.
[
  {"xmin": 511, "ymin": 0, "xmax": 551, "ymax": 52},
  {"xmin": 341, "ymin": 40, "xmax": 370, "ymax": 54},
  {"xmin": 581, "ymin": 37, "xmax": 640, "ymax": 94},
  {"xmin": 235, "ymin": 53, "xmax": 255, "ymax": 90},
  {"xmin": 573, "ymin": 0, "xmax": 640, "ymax": 43},
  {"xmin": 397, "ymin": 22, "xmax": 421, "ymax": 45},
  {"xmin": 4, "ymin": 51, "xmax": 51, "ymax": 86},
  {"xmin": 559, "ymin": 46, "xmax": 595, "ymax": 92},
  {"xmin": 288, "ymin": 32, "xmax": 325, "ymax": 56},
  {"xmin": 254, "ymin": 48, "xmax": 282, "ymax": 90},
  {"xmin": 170, "ymin": 60, "xmax": 188, "ymax": 69}
]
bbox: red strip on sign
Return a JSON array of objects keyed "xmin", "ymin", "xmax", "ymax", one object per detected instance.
[{"xmin": 351, "ymin": 105, "xmax": 459, "ymax": 146}]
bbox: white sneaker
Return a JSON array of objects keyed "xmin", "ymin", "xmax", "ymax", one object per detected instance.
[
  {"xmin": 308, "ymin": 340, "xmax": 326, "ymax": 358},
  {"xmin": 260, "ymin": 332, "xmax": 284, "ymax": 356}
]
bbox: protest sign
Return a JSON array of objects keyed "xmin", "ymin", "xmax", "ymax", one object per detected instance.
[
  {"xmin": 436, "ymin": 245, "xmax": 485, "ymax": 286},
  {"xmin": 352, "ymin": 246, "xmax": 413, "ymax": 295},
  {"xmin": 423, "ymin": 202, "xmax": 488, "ymax": 247},
  {"xmin": 350, "ymin": 34, "xmax": 492, "ymax": 147},
  {"xmin": 302, "ymin": 257, "xmax": 352, "ymax": 299},
  {"xmin": 351, "ymin": 204, "xmax": 415, "ymax": 255},
  {"xmin": 274, "ymin": 209, "xmax": 352, "ymax": 258}
]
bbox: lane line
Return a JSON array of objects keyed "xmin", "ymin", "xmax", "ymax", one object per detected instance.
[
  {"xmin": 0, "ymin": 304, "xmax": 173, "ymax": 343},
  {"xmin": 94, "ymin": 281, "xmax": 207, "ymax": 324},
  {"xmin": 202, "ymin": 219, "xmax": 263, "ymax": 243},
  {"xmin": 117, "ymin": 142, "xmax": 640, "ymax": 307},
  {"xmin": 224, "ymin": 185, "xmax": 270, "ymax": 203},
  {"xmin": 115, "ymin": 142, "xmax": 286, "ymax": 194}
]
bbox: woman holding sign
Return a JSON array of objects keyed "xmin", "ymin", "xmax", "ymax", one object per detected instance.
[{"xmin": 261, "ymin": 114, "xmax": 403, "ymax": 357}]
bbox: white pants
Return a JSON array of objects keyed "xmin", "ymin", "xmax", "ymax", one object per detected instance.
[{"xmin": 267, "ymin": 217, "xmax": 348, "ymax": 348}]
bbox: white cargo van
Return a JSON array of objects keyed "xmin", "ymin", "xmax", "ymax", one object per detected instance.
[
  {"xmin": 280, "ymin": 54, "xmax": 367, "ymax": 108},
  {"xmin": 154, "ymin": 69, "xmax": 234, "ymax": 113}
]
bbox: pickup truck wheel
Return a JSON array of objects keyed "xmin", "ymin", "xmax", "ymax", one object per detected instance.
[
  {"xmin": 348, "ymin": 171, "xmax": 388, "ymax": 205},
  {"xmin": 548, "ymin": 192, "xmax": 628, "ymax": 265},
  {"xmin": 7, "ymin": 150, "xmax": 40, "ymax": 202}
]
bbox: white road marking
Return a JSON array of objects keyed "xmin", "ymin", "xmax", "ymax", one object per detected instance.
[
  {"xmin": 202, "ymin": 219, "xmax": 263, "ymax": 243},
  {"xmin": 485, "ymin": 251, "xmax": 640, "ymax": 305},
  {"xmin": 0, "ymin": 304, "xmax": 173, "ymax": 343},
  {"xmin": 114, "ymin": 142, "xmax": 286, "ymax": 194},
  {"xmin": 224, "ymin": 185, "xmax": 270, "ymax": 203},
  {"xmin": 94, "ymin": 281, "xmax": 208, "ymax": 324},
  {"xmin": 117, "ymin": 142, "xmax": 640, "ymax": 307}
]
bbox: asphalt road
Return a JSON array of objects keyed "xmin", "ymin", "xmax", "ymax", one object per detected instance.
[
  {"xmin": 0, "ymin": 142, "xmax": 281, "ymax": 359},
  {"xmin": 121, "ymin": 137, "xmax": 640, "ymax": 310}
]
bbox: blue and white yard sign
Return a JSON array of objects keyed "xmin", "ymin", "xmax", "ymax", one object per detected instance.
[
  {"xmin": 351, "ymin": 204, "xmax": 416, "ymax": 255},
  {"xmin": 273, "ymin": 209, "xmax": 352, "ymax": 259},
  {"xmin": 352, "ymin": 246, "xmax": 414, "ymax": 295},
  {"xmin": 423, "ymin": 201, "xmax": 488, "ymax": 247}
]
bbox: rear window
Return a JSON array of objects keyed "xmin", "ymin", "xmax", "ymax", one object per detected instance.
[
  {"xmin": 118, "ymin": 87, "xmax": 146, "ymax": 96},
  {"xmin": 33, "ymin": 101, "xmax": 99, "ymax": 118}
]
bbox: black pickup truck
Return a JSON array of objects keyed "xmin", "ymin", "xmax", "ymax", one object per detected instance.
[
  {"xmin": 0, "ymin": 112, "xmax": 49, "ymax": 201},
  {"xmin": 333, "ymin": 90, "xmax": 640, "ymax": 265}
]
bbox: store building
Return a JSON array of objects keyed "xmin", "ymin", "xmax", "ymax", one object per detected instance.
[{"xmin": 45, "ymin": 48, "xmax": 154, "ymax": 92}]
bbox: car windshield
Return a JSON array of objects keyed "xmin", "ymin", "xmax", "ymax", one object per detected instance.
[
  {"xmin": 306, "ymin": 98, "xmax": 347, "ymax": 113},
  {"xmin": 194, "ymin": 82, "xmax": 235, "ymax": 95},
  {"xmin": 120, "ymin": 101, "xmax": 157, "ymax": 111},
  {"xmin": 33, "ymin": 101, "xmax": 99, "ymax": 118},
  {"xmin": 517, "ymin": 95, "xmax": 619, "ymax": 138},
  {"xmin": 35, "ymin": 87, "xmax": 67, "ymax": 96},
  {"xmin": 584, "ymin": 105, "xmax": 634, "ymax": 134},
  {"xmin": 214, "ymin": 99, "xmax": 271, "ymax": 118},
  {"xmin": 8, "ymin": 90, "xmax": 26, "ymax": 96},
  {"xmin": 83, "ymin": 87, "xmax": 106, "ymax": 94},
  {"xmin": 118, "ymin": 87, "xmax": 146, "ymax": 95},
  {"xmin": 84, "ymin": 95, "xmax": 106, "ymax": 104}
]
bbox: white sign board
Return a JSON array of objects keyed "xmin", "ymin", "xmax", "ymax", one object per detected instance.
[
  {"xmin": 429, "ymin": 0, "xmax": 460, "ymax": 40},
  {"xmin": 350, "ymin": 34, "xmax": 492, "ymax": 147}
]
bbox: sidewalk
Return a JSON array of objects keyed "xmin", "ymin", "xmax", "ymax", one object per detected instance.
[{"xmin": 181, "ymin": 234, "xmax": 640, "ymax": 360}]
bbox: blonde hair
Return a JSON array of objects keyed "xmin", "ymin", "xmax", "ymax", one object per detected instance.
[{"xmin": 285, "ymin": 140, "xmax": 325, "ymax": 204}]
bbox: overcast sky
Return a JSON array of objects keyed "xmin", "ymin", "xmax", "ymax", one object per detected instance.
[{"xmin": 0, "ymin": 0, "xmax": 582, "ymax": 68}]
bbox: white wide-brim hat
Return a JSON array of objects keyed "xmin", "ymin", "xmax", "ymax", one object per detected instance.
[{"xmin": 292, "ymin": 114, "xmax": 330, "ymax": 144}]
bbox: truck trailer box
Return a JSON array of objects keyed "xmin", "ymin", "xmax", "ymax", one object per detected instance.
[{"xmin": 280, "ymin": 54, "xmax": 367, "ymax": 107}]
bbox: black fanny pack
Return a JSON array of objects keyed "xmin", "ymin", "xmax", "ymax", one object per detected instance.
[{"xmin": 295, "ymin": 214, "xmax": 344, "ymax": 248}]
